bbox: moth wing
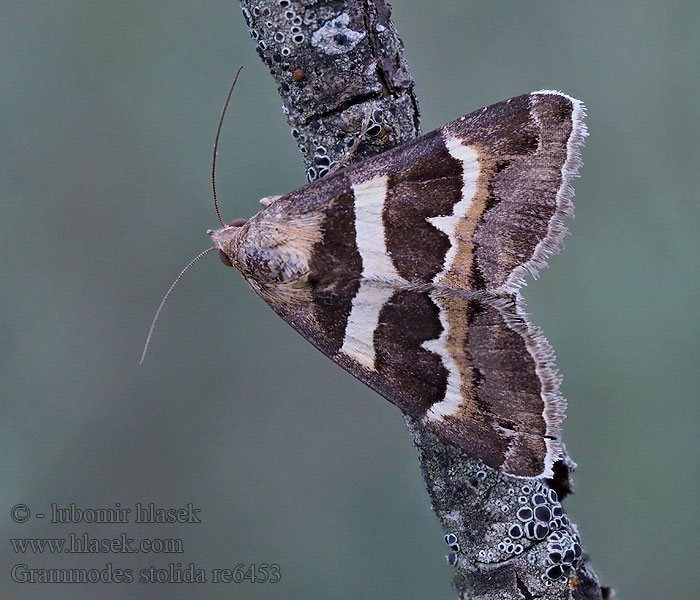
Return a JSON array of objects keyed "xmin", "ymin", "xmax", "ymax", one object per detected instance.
[
  {"xmin": 265, "ymin": 284, "xmax": 561, "ymax": 478},
  {"xmin": 442, "ymin": 90, "xmax": 586, "ymax": 293},
  {"xmin": 241, "ymin": 91, "xmax": 586, "ymax": 477},
  {"xmin": 333, "ymin": 91, "xmax": 587, "ymax": 295},
  {"xmin": 259, "ymin": 91, "xmax": 586, "ymax": 297}
]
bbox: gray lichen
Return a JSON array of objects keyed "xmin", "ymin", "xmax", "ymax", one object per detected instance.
[
  {"xmin": 311, "ymin": 12, "xmax": 366, "ymax": 54},
  {"xmin": 406, "ymin": 418, "xmax": 606, "ymax": 599},
  {"xmin": 239, "ymin": 1, "xmax": 609, "ymax": 598}
]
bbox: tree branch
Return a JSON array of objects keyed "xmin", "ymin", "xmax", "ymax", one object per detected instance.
[
  {"xmin": 238, "ymin": 1, "xmax": 610, "ymax": 598},
  {"xmin": 240, "ymin": 0, "xmax": 418, "ymax": 181}
]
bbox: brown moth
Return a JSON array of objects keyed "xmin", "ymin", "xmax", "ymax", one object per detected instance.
[{"xmin": 209, "ymin": 91, "xmax": 585, "ymax": 478}]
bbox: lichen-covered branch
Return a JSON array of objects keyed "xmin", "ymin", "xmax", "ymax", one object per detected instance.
[
  {"xmin": 238, "ymin": 1, "xmax": 610, "ymax": 598},
  {"xmin": 240, "ymin": 0, "xmax": 418, "ymax": 181},
  {"xmin": 405, "ymin": 421, "xmax": 609, "ymax": 599}
]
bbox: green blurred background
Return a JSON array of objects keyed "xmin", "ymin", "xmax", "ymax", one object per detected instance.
[{"xmin": 1, "ymin": 1, "xmax": 698, "ymax": 598}]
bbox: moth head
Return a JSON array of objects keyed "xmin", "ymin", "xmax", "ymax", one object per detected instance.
[
  {"xmin": 209, "ymin": 204, "xmax": 323, "ymax": 303},
  {"xmin": 207, "ymin": 219, "xmax": 248, "ymax": 270}
]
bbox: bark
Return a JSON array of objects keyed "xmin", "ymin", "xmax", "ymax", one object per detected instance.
[{"xmin": 238, "ymin": 1, "xmax": 610, "ymax": 598}]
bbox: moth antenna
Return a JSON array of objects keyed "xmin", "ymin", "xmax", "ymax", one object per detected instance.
[
  {"xmin": 212, "ymin": 66, "xmax": 244, "ymax": 227},
  {"xmin": 140, "ymin": 247, "xmax": 217, "ymax": 364},
  {"xmin": 329, "ymin": 104, "xmax": 374, "ymax": 175}
]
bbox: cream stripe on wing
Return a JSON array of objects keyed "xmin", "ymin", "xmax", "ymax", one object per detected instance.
[
  {"xmin": 423, "ymin": 137, "xmax": 480, "ymax": 421},
  {"xmin": 422, "ymin": 293, "xmax": 464, "ymax": 420},
  {"xmin": 341, "ymin": 281, "xmax": 395, "ymax": 369},
  {"xmin": 352, "ymin": 174, "xmax": 405, "ymax": 281},
  {"xmin": 427, "ymin": 137, "xmax": 480, "ymax": 285},
  {"xmin": 341, "ymin": 174, "xmax": 405, "ymax": 369}
]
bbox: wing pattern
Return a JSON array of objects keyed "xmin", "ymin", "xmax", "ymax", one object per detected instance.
[{"xmin": 225, "ymin": 91, "xmax": 585, "ymax": 477}]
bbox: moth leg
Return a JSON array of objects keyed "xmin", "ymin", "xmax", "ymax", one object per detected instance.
[{"xmin": 328, "ymin": 105, "xmax": 374, "ymax": 175}]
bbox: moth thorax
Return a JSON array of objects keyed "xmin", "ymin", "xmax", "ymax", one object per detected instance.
[
  {"xmin": 239, "ymin": 243, "xmax": 311, "ymax": 286},
  {"xmin": 238, "ymin": 222, "xmax": 319, "ymax": 297}
]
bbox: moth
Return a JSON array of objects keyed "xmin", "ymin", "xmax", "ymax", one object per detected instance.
[{"xmin": 158, "ymin": 90, "xmax": 586, "ymax": 478}]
